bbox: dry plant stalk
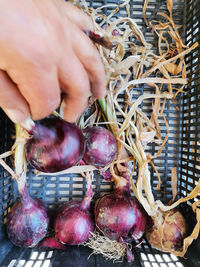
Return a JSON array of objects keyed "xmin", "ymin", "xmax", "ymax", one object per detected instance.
[
  {"xmin": 168, "ymin": 166, "xmax": 178, "ymax": 204},
  {"xmin": 0, "ymin": 124, "xmax": 28, "ymax": 182}
]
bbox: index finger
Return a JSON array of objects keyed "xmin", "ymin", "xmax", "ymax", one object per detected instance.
[{"xmin": 71, "ymin": 25, "xmax": 107, "ymax": 99}]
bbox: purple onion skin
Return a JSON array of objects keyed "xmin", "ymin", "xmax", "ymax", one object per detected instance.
[
  {"xmin": 100, "ymin": 168, "xmax": 112, "ymax": 181},
  {"xmin": 7, "ymin": 185, "xmax": 49, "ymax": 248},
  {"xmin": 112, "ymin": 29, "xmax": 120, "ymax": 36},
  {"xmin": 94, "ymin": 174, "xmax": 147, "ymax": 243},
  {"xmin": 37, "ymin": 237, "xmax": 66, "ymax": 250},
  {"xmin": 26, "ymin": 117, "xmax": 85, "ymax": 173},
  {"xmin": 83, "ymin": 126, "xmax": 117, "ymax": 168},
  {"xmin": 54, "ymin": 186, "xmax": 94, "ymax": 245}
]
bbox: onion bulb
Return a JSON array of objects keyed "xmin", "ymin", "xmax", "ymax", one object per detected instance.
[
  {"xmin": 25, "ymin": 117, "xmax": 85, "ymax": 173},
  {"xmin": 83, "ymin": 126, "xmax": 117, "ymax": 168},
  {"xmin": 7, "ymin": 185, "xmax": 49, "ymax": 248},
  {"xmin": 146, "ymin": 209, "xmax": 186, "ymax": 252},
  {"xmin": 94, "ymin": 167, "xmax": 147, "ymax": 261},
  {"xmin": 54, "ymin": 179, "xmax": 94, "ymax": 245}
]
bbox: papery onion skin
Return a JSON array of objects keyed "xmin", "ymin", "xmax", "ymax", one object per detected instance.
[
  {"xmin": 54, "ymin": 187, "xmax": 94, "ymax": 245},
  {"xmin": 83, "ymin": 126, "xmax": 117, "ymax": 168},
  {"xmin": 7, "ymin": 185, "xmax": 49, "ymax": 248},
  {"xmin": 94, "ymin": 173, "xmax": 147, "ymax": 243},
  {"xmin": 26, "ymin": 117, "xmax": 85, "ymax": 173},
  {"xmin": 146, "ymin": 209, "xmax": 186, "ymax": 252}
]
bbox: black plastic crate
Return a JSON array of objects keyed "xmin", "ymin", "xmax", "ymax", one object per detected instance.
[{"xmin": 0, "ymin": 0, "xmax": 200, "ymax": 266}]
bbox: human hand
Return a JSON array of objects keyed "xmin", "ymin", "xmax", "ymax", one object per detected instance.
[{"xmin": 0, "ymin": 0, "xmax": 106, "ymax": 123}]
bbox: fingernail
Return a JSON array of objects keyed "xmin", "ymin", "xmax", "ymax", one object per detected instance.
[
  {"xmin": 4, "ymin": 108, "xmax": 27, "ymax": 123},
  {"xmin": 59, "ymin": 99, "xmax": 66, "ymax": 119}
]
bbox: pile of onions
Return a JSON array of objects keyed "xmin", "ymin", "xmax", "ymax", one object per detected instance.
[
  {"xmin": 7, "ymin": 184, "xmax": 49, "ymax": 248},
  {"xmin": 1, "ymin": 0, "xmax": 199, "ymax": 260},
  {"xmin": 94, "ymin": 166, "xmax": 147, "ymax": 261},
  {"xmin": 25, "ymin": 117, "xmax": 85, "ymax": 173},
  {"xmin": 83, "ymin": 126, "xmax": 117, "ymax": 168},
  {"xmin": 54, "ymin": 174, "xmax": 94, "ymax": 245}
]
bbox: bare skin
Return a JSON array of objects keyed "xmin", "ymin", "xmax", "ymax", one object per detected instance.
[{"xmin": 0, "ymin": 0, "xmax": 106, "ymax": 123}]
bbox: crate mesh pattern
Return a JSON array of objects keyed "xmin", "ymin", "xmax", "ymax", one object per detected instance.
[{"xmin": 0, "ymin": 0, "xmax": 200, "ymax": 266}]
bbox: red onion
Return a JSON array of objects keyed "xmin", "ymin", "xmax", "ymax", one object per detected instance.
[
  {"xmin": 54, "ymin": 184, "xmax": 94, "ymax": 245},
  {"xmin": 94, "ymin": 169, "xmax": 147, "ymax": 252},
  {"xmin": 25, "ymin": 117, "xmax": 85, "ymax": 173},
  {"xmin": 146, "ymin": 209, "xmax": 186, "ymax": 252},
  {"xmin": 83, "ymin": 126, "xmax": 117, "ymax": 168},
  {"xmin": 7, "ymin": 185, "xmax": 49, "ymax": 248}
]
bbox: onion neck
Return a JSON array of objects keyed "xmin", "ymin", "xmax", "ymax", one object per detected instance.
[
  {"xmin": 21, "ymin": 184, "xmax": 32, "ymax": 207},
  {"xmin": 20, "ymin": 117, "xmax": 35, "ymax": 133},
  {"xmin": 81, "ymin": 185, "xmax": 93, "ymax": 210},
  {"xmin": 115, "ymin": 175, "xmax": 130, "ymax": 194}
]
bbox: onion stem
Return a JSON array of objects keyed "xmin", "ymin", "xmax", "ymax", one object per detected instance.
[
  {"xmin": 20, "ymin": 117, "xmax": 35, "ymax": 132},
  {"xmin": 14, "ymin": 124, "xmax": 29, "ymax": 192},
  {"xmin": 98, "ymin": 98, "xmax": 107, "ymax": 115}
]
